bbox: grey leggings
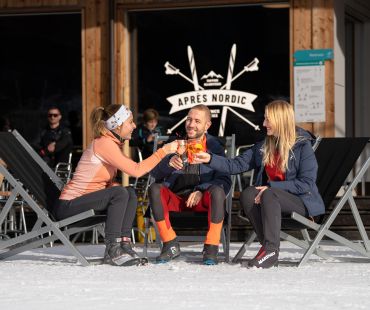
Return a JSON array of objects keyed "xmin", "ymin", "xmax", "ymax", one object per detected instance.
[
  {"xmin": 240, "ymin": 186, "xmax": 307, "ymax": 251},
  {"xmin": 55, "ymin": 186, "xmax": 137, "ymax": 240}
]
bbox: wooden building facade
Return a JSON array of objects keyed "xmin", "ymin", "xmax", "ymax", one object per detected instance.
[
  {"xmin": 0, "ymin": 0, "xmax": 336, "ymax": 143},
  {"xmin": 1, "ymin": 0, "xmax": 370, "ymax": 239},
  {"xmin": 1, "ymin": 0, "xmax": 370, "ymax": 189}
]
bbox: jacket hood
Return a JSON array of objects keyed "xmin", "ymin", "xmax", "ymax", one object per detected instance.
[{"xmin": 295, "ymin": 127, "xmax": 316, "ymax": 147}]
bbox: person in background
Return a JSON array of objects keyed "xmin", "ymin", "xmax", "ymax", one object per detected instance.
[
  {"xmin": 192, "ymin": 100, "xmax": 325, "ymax": 268},
  {"xmin": 130, "ymin": 108, "xmax": 164, "ymax": 159},
  {"xmin": 148, "ymin": 104, "xmax": 231, "ymax": 265},
  {"xmin": 54, "ymin": 104, "xmax": 179, "ymax": 266},
  {"xmin": 35, "ymin": 106, "xmax": 73, "ymax": 168}
]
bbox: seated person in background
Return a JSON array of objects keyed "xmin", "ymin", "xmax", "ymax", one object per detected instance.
[
  {"xmin": 148, "ymin": 104, "xmax": 231, "ymax": 265},
  {"xmin": 54, "ymin": 104, "xmax": 178, "ymax": 266},
  {"xmin": 34, "ymin": 106, "xmax": 73, "ymax": 168},
  {"xmin": 193, "ymin": 100, "xmax": 325, "ymax": 269},
  {"xmin": 130, "ymin": 108, "xmax": 164, "ymax": 159}
]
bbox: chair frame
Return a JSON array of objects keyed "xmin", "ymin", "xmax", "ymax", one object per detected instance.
[
  {"xmin": 233, "ymin": 137, "xmax": 370, "ymax": 266},
  {"xmin": 0, "ymin": 130, "xmax": 105, "ymax": 266}
]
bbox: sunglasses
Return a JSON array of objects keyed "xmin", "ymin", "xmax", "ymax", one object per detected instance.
[{"xmin": 48, "ymin": 113, "xmax": 60, "ymax": 118}]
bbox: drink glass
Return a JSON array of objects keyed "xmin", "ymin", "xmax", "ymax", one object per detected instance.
[
  {"xmin": 187, "ymin": 138, "xmax": 204, "ymax": 164},
  {"xmin": 176, "ymin": 139, "xmax": 188, "ymax": 167},
  {"xmin": 176, "ymin": 140, "xmax": 187, "ymax": 156}
]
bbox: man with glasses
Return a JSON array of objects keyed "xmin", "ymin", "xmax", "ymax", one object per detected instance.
[{"xmin": 35, "ymin": 107, "xmax": 73, "ymax": 168}]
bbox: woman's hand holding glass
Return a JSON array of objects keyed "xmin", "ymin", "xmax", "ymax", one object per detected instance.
[
  {"xmin": 191, "ymin": 151, "xmax": 211, "ymax": 164},
  {"xmin": 162, "ymin": 140, "xmax": 180, "ymax": 155}
]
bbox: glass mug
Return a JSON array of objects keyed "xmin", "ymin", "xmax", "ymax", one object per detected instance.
[
  {"xmin": 186, "ymin": 138, "xmax": 204, "ymax": 164},
  {"xmin": 176, "ymin": 140, "xmax": 188, "ymax": 167},
  {"xmin": 176, "ymin": 140, "xmax": 187, "ymax": 156}
]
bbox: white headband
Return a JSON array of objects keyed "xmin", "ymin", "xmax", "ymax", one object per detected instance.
[{"xmin": 105, "ymin": 105, "xmax": 132, "ymax": 130}]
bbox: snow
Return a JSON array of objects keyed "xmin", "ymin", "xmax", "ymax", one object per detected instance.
[{"xmin": 1, "ymin": 241, "xmax": 370, "ymax": 310}]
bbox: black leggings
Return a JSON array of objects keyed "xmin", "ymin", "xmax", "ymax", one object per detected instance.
[
  {"xmin": 240, "ymin": 186, "xmax": 307, "ymax": 251},
  {"xmin": 54, "ymin": 186, "xmax": 137, "ymax": 240}
]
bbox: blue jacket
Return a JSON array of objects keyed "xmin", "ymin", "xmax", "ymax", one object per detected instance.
[
  {"xmin": 208, "ymin": 128, "xmax": 325, "ymax": 216},
  {"xmin": 150, "ymin": 133, "xmax": 232, "ymax": 195}
]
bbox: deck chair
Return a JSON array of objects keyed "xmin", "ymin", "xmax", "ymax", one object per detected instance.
[
  {"xmin": 0, "ymin": 130, "xmax": 106, "ymax": 266},
  {"xmin": 233, "ymin": 137, "xmax": 370, "ymax": 266},
  {"xmin": 143, "ymin": 134, "xmax": 236, "ymax": 263}
]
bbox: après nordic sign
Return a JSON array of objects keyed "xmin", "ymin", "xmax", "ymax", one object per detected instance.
[{"xmin": 164, "ymin": 44, "xmax": 260, "ymax": 135}]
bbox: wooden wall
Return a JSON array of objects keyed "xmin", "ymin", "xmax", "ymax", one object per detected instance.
[
  {"xmin": 0, "ymin": 0, "xmax": 110, "ymax": 147},
  {"xmin": 291, "ymin": 0, "xmax": 334, "ymax": 137},
  {"xmin": 82, "ymin": 0, "xmax": 109, "ymax": 146},
  {"xmin": 0, "ymin": 0, "xmax": 335, "ymax": 152},
  {"xmin": 116, "ymin": 0, "xmax": 335, "ymax": 138}
]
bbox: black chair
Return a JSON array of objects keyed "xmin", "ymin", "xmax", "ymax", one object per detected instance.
[
  {"xmin": 143, "ymin": 134, "xmax": 236, "ymax": 262},
  {"xmin": 0, "ymin": 130, "xmax": 106, "ymax": 266},
  {"xmin": 233, "ymin": 137, "xmax": 370, "ymax": 266}
]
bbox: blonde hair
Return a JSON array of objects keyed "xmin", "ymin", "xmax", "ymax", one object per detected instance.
[
  {"xmin": 262, "ymin": 100, "xmax": 296, "ymax": 171},
  {"xmin": 90, "ymin": 104, "xmax": 123, "ymax": 138}
]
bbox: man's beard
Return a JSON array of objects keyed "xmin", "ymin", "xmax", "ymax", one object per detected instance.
[{"xmin": 186, "ymin": 129, "xmax": 204, "ymax": 139}]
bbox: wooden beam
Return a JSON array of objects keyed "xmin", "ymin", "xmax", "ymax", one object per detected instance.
[
  {"xmin": 0, "ymin": 0, "xmax": 79, "ymax": 9},
  {"xmin": 81, "ymin": 0, "xmax": 110, "ymax": 147},
  {"xmin": 291, "ymin": 0, "xmax": 334, "ymax": 137},
  {"xmin": 115, "ymin": 6, "xmax": 132, "ymax": 186},
  {"xmin": 291, "ymin": 0, "xmax": 313, "ymax": 133},
  {"xmin": 312, "ymin": 0, "xmax": 334, "ymax": 137}
]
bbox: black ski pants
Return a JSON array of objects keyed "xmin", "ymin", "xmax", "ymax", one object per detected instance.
[
  {"xmin": 240, "ymin": 186, "xmax": 307, "ymax": 251},
  {"xmin": 55, "ymin": 186, "xmax": 137, "ymax": 240}
]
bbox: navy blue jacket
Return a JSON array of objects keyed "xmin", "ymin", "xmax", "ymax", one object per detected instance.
[
  {"xmin": 208, "ymin": 128, "xmax": 325, "ymax": 216},
  {"xmin": 150, "ymin": 133, "xmax": 232, "ymax": 195}
]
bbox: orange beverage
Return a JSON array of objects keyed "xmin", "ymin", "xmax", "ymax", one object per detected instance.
[{"xmin": 187, "ymin": 139, "xmax": 203, "ymax": 163}]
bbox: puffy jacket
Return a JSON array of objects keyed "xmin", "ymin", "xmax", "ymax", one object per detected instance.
[
  {"xmin": 208, "ymin": 128, "xmax": 325, "ymax": 216},
  {"xmin": 150, "ymin": 133, "xmax": 231, "ymax": 195}
]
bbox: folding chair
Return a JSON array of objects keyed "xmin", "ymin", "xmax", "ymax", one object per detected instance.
[
  {"xmin": 143, "ymin": 134, "xmax": 236, "ymax": 263},
  {"xmin": 54, "ymin": 152, "xmax": 73, "ymax": 184},
  {"xmin": 0, "ymin": 130, "xmax": 106, "ymax": 266},
  {"xmin": 233, "ymin": 137, "xmax": 370, "ymax": 266},
  {"xmin": 236, "ymin": 144, "xmax": 255, "ymax": 192}
]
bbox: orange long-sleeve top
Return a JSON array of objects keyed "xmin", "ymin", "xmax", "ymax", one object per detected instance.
[{"xmin": 60, "ymin": 131, "xmax": 166, "ymax": 200}]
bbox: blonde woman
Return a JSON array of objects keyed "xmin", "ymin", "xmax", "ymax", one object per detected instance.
[
  {"xmin": 54, "ymin": 104, "xmax": 178, "ymax": 266},
  {"xmin": 193, "ymin": 100, "xmax": 324, "ymax": 268}
]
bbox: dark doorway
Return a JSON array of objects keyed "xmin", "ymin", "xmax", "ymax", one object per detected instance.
[
  {"xmin": 130, "ymin": 4, "xmax": 289, "ymax": 145},
  {"xmin": 0, "ymin": 13, "xmax": 82, "ymax": 147}
]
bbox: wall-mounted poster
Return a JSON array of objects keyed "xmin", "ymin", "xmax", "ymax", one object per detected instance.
[
  {"xmin": 294, "ymin": 63, "xmax": 325, "ymax": 122},
  {"xmin": 293, "ymin": 49, "xmax": 333, "ymax": 123}
]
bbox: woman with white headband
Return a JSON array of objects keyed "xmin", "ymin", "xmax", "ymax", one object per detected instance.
[{"xmin": 54, "ymin": 104, "xmax": 179, "ymax": 266}]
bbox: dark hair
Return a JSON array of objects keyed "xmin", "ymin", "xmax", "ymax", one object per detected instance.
[
  {"xmin": 90, "ymin": 104, "xmax": 123, "ymax": 138},
  {"xmin": 47, "ymin": 106, "xmax": 61, "ymax": 114},
  {"xmin": 143, "ymin": 108, "xmax": 159, "ymax": 123}
]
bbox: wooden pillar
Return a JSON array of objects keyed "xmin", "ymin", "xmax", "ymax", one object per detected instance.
[
  {"xmin": 291, "ymin": 0, "xmax": 334, "ymax": 137},
  {"xmin": 81, "ymin": 0, "xmax": 110, "ymax": 147},
  {"xmin": 115, "ymin": 6, "xmax": 132, "ymax": 185},
  {"xmin": 291, "ymin": 0, "xmax": 313, "ymax": 133},
  {"xmin": 312, "ymin": 0, "xmax": 334, "ymax": 137}
]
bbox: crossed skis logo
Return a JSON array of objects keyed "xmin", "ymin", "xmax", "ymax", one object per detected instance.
[{"xmin": 165, "ymin": 44, "xmax": 261, "ymax": 136}]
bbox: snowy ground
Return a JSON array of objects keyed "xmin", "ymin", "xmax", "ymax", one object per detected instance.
[{"xmin": 1, "ymin": 241, "xmax": 370, "ymax": 310}]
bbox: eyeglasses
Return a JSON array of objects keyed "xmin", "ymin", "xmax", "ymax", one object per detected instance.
[{"xmin": 48, "ymin": 113, "xmax": 60, "ymax": 118}]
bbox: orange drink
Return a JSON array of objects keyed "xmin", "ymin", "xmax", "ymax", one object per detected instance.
[{"xmin": 187, "ymin": 139, "xmax": 203, "ymax": 163}]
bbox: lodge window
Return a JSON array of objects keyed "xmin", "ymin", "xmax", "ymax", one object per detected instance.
[{"xmin": 129, "ymin": 4, "xmax": 289, "ymax": 144}]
